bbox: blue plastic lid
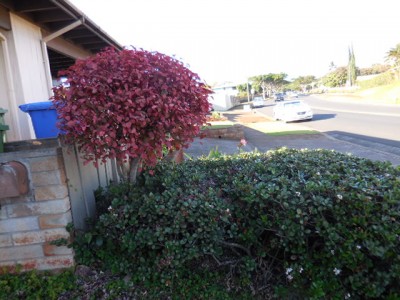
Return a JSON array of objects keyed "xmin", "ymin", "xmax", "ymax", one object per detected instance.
[{"xmin": 19, "ymin": 101, "xmax": 55, "ymax": 112}]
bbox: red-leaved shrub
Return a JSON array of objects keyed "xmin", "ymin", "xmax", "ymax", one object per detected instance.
[{"xmin": 52, "ymin": 47, "xmax": 212, "ymax": 181}]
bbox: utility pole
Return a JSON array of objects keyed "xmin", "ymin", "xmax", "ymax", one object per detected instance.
[{"xmin": 246, "ymin": 81, "xmax": 250, "ymax": 103}]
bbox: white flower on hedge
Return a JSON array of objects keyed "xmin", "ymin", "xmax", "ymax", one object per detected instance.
[
  {"xmin": 345, "ymin": 293, "xmax": 351, "ymax": 299},
  {"xmin": 286, "ymin": 268, "xmax": 294, "ymax": 281},
  {"xmin": 316, "ymin": 172, "xmax": 321, "ymax": 176},
  {"xmin": 333, "ymin": 268, "xmax": 341, "ymax": 275},
  {"xmin": 337, "ymin": 194, "xmax": 343, "ymax": 200},
  {"xmin": 331, "ymin": 249, "xmax": 335, "ymax": 255},
  {"xmin": 108, "ymin": 205, "xmax": 112, "ymax": 211},
  {"xmin": 295, "ymin": 191, "xmax": 301, "ymax": 197},
  {"xmin": 356, "ymin": 245, "xmax": 362, "ymax": 250},
  {"xmin": 299, "ymin": 267, "xmax": 303, "ymax": 273}
]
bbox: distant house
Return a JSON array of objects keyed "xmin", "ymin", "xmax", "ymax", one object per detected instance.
[
  {"xmin": 0, "ymin": 0, "xmax": 122, "ymax": 142},
  {"xmin": 212, "ymin": 82, "xmax": 238, "ymax": 96},
  {"xmin": 210, "ymin": 82, "xmax": 240, "ymax": 111}
]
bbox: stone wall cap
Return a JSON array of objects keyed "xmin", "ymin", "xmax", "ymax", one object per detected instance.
[{"xmin": 3, "ymin": 139, "xmax": 60, "ymax": 153}]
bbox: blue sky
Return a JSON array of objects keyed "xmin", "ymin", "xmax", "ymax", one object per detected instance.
[{"xmin": 70, "ymin": 0, "xmax": 400, "ymax": 84}]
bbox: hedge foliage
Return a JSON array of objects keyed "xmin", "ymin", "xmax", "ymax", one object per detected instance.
[
  {"xmin": 73, "ymin": 148, "xmax": 400, "ymax": 299},
  {"xmin": 0, "ymin": 269, "xmax": 75, "ymax": 299}
]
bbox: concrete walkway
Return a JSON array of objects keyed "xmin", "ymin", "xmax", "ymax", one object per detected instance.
[{"xmin": 186, "ymin": 108, "xmax": 400, "ymax": 166}]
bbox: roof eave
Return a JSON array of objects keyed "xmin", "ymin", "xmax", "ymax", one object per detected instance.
[{"xmin": 50, "ymin": 0, "xmax": 123, "ymax": 50}]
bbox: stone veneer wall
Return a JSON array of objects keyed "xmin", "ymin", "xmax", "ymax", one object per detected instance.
[
  {"xmin": 201, "ymin": 124, "xmax": 244, "ymax": 140},
  {"xmin": 0, "ymin": 141, "xmax": 74, "ymax": 272}
]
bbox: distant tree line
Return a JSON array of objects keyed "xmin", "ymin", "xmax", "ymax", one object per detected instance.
[
  {"xmin": 237, "ymin": 73, "xmax": 288, "ymax": 99},
  {"xmin": 358, "ymin": 64, "xmax": 390, "ymax": 76},
  {"xmin": 237, "ymin": 43, "xmax": 400, "ymax": 93}
]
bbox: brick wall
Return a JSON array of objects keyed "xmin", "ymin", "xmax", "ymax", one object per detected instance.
[{"xmin": 0, "ymin": 141, "xmax": 74, "ymax": 272}]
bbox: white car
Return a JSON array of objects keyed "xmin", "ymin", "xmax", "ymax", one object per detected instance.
[
  {"xmin": 288, "ymin": 91, "xmax": 299, "ymax": 98},
  {"xmin": 273, "ymin": 100, "xmax": 313, "ymax": 122},
  {"xmin": 252, "ymin": 96, "xmax": 264, "ymax": 108}
]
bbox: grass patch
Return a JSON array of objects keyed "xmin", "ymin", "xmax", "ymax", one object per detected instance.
[
  {"xmin": 357, "ymin": 72, "xmax": 396, "ymax": 90},
  {"xmin": 321, "ymin": 80, "xmax": 400, "ymax": 104},
  {"xmin": 266, "ymin": 130, "xmax": 319, "ymax": 136},
  {"xmin": 355, "ymin": 81, "xmax": 400, "ymax": 104},
  {"xmin": 0, "ymin": 269, "xmax": 75, "ymax": 299},
  {"xmin": 245, "ymin": 122, "xmax": 319, "ymax": 136}
]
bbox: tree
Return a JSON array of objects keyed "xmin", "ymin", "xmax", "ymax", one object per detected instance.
[
  {"xmin": 52, "ymin": 47, "xmax": 212, "ymax": 182},
  {"xmin": 328, "ymin": 61, "xmax": 336, "ymax": 71},
  {"xmin": 386, "ymin": 43, "xmax": 400, "ymax": 67},
  {"xmin": 236, "ymin": 82, "xmax": 252, "ymax": 100},
  {"xmin": 347, "ymin": 46, "xmax": 357, "ymax": 86},
  {"xmin": 237, "ymin": 82, "xmax": 251, "ymax": 96},
  {"xmin": 292, "ymin": 75, "xmax": 316, "ymax": 92},
  {"xmin": 386, "ymin": 43, "xmax": 400, "ymax": 79},
  {"xmin": 249, "ymin": 73, "xmax": 288, "ymax": 99},
  {"xmin": 359, "ymin": 64, "xmax": 390, "ymax": 76},
  {"xmin": 321, "ymin": 67, "xmax": 347, "ymax": 87}
]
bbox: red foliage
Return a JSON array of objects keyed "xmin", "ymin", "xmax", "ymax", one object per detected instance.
[{"xmin": 52, "ymin": 48, "xmax": 212, "ymax": 168}]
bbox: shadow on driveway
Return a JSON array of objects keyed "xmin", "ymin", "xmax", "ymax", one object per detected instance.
[{"xmin": 325, "ymin": 131, "xmax": 400, "ymax": 157}]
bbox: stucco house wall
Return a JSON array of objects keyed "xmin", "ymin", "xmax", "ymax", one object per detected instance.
[
  {"xmin": 210, "ymin": 82, "xmax": 240, "ymax": 111},
  {"xmin": 1, "ymin": 13, "xmax": 52, "ymax": 141},
  {"xmin": 0, "ymin": 0, "xmax": 122, "ymax": 143},
  {"xmin": 0, "ymin": 12, "xmax": 94, "ymax": 142}
]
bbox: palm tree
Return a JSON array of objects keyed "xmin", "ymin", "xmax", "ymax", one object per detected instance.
[
  {"xmin": 386, "ymin": 43, "xmax": 400, "ymax": 79},
  {"xmin": 386, "ymin": 43, "xmax": 400, "ymax": 66}
]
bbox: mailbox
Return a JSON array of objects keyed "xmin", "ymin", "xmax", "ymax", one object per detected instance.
[{"xmin": 0, "ymin": 161, "xmax": 29, "ymax": 198}]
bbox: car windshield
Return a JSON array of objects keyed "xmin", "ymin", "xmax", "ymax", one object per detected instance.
[{"xmin": 284, "ymin": 101, "xmax": 303, "ymax": 108}]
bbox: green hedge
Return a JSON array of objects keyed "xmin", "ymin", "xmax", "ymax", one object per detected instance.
[{"xmin": 73, "ymin": 148, "xmax": 400, "ymax": 299}]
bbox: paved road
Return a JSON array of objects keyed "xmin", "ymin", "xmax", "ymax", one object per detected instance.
[
  {"xmin": 257, "ymin": 94, "xmax": 400, "ymax": 156},
  {"xmin": 186, "ymin": 109, "xmax": 400, "ymax": 166}
]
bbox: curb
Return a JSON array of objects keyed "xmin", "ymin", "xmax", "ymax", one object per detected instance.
[{"xmin": 252, "ymin": 108, "xmax": 400, "ymax": 163}]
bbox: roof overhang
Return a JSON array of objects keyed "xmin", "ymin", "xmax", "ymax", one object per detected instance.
[{"xmin": 0, "ymin": 0, "xmax": 123, "ymax": 76}]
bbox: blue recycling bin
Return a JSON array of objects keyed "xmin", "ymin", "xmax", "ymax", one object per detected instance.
[{"xmin": 19, "ymin": 101, "xmax": 61, "ymax": 139}]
